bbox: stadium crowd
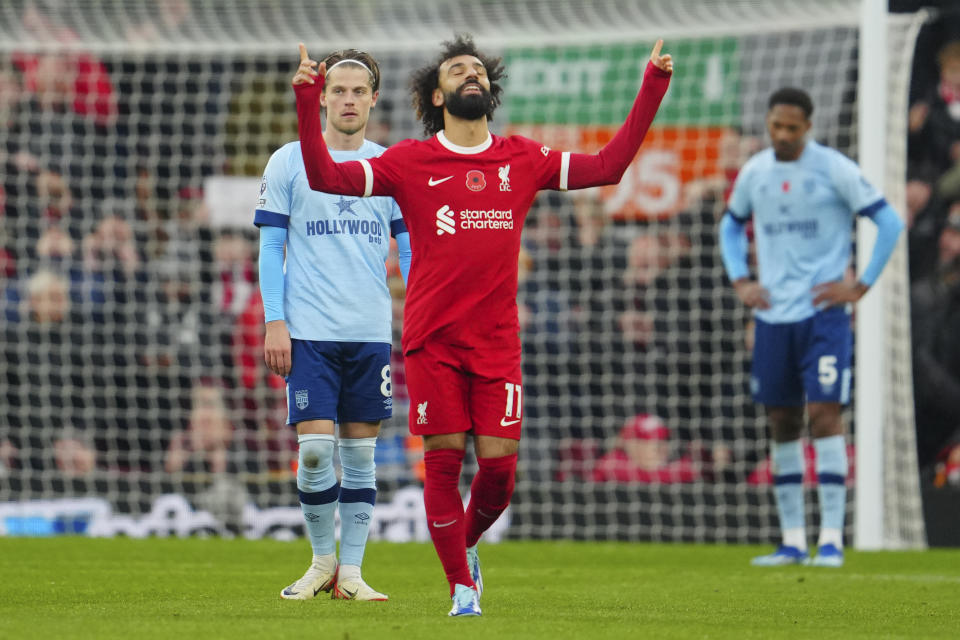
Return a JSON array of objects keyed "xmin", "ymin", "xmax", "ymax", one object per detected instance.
[
  {"xmin": 1, "ymin": 2, "xmax": 958, "ymax": 508},
  {"xmin": 906, "ymin": 18, "xmax": 960, "ymax": 488}
]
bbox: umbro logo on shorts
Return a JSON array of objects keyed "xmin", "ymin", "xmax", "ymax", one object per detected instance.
[{"xmin": 436, "ymin": 205, "xmax": 456, "ymax": 235}]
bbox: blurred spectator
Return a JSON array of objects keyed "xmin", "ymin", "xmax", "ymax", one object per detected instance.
[
  {"xmin": 231, "ymin": 286, "xmax": 291, "ymax": 472},
  {"xmin": 911, "ymin": 205, "xmax": 960, "ymax": 468},
  {"xmin": 212, "ymin": 230, "xmax": 256, "ymax": 317},
  {"xmin": 905, "ymin": 167, "xmax": 945, "ymax": 283},
  {"xmin": 1, "ymin": 269, "xmax": 103, "ymax": 474},
  {"xmin": 22, "ymin": 268, "xmax": 69, "ymax": 323},
  {"xmin": 590, "ymin": 414, "xmax": 701, "ymax": 484},
  {"xmin": 909, "ymin": 40, "xmax": 960, "ymax": 176},
  {"xmin": 76, "ymin": 213, "xmax": 150, "ymax": 324},
  {"xmin": 53, "ymin": 435, "xmax": 97, "ymax": 476},
  {"xmin": 35, "ymin": 224, "xmax": 75, "ymax": 263},
  {"xmin": 160, "ymin": 186, "xmax": 214, "ymax": 289},
  {"xmin": 164, "ymin": 381, "xmax": 239, "ymax": 474},
  {"xmin": 82, "ymin": 214, "xmax": 141, "ymax": 276},
  {"xmin": 14, "ymin": 3, "xmax": 118, "ymax": 126},
  {"xmin": 8, "ymin": 53, "xmax": 115, "ymax": 204},
  {"xmin": 133, "ymin": 165, "xmax": 170, "ymax": 261},
  {"xmin": 932, "ymin": 439, "xmax": 960, "ymax": 488}
]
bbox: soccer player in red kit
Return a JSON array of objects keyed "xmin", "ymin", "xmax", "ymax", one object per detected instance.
[{"xmin": 293, "ymin": 34, "xmax": 673, "ymax": 616}]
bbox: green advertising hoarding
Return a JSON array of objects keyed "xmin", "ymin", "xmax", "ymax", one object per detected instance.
[{"xmin": 503, "ymin": 37, "xmax": 739, "ymax": 126}]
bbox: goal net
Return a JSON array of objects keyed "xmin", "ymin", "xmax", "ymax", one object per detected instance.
[{"xmin": 0, "ymin": 0, "xmax": 925, "ymax": 546}]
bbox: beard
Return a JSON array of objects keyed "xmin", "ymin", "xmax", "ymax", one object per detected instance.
[{"xmin": 444, "ymin": 83, "xmax": 495, "ymax": 121}]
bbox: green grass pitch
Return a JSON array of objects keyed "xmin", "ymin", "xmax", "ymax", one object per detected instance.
[{"xmin": 1, "ymin": 538, "xmax": 957, "ymax": 639}]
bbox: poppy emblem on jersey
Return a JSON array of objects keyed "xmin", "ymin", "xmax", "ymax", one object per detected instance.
[
  {"xmin": 466, "ymin": 170, "xmax": 486, "ymax": 191},
  {"xmin": 782, "ymin": 181, "xmax": 790, "ymax": 193},
  {"xmin": 436, "ymin": 205, "xmax": 456, "ymax": 235},
  {"xmin": 295, "ymin": 389, "xmax": 309, "ymax": 410}
]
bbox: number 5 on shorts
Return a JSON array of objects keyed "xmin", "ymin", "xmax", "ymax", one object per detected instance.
[{"xmin": 818, "ymin": 355, "xmax": 837, "ymax": 386}]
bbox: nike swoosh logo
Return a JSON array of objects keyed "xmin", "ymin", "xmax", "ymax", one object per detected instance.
[
  {"xmin": 428, "ymin": 176, "xmax": 453, "ymax": 186},
  {"xmin": 432, "ymin": 520, "xmax": 457, "ymax": 528},
  {"xmin": 500, "ymin": 418, "xmax": 521, "ymax": 427}
]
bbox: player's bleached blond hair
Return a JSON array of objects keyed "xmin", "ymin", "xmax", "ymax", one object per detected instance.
[{"xmin": 321, "ymin": 48, "xmax": 381, "ymax": 93}]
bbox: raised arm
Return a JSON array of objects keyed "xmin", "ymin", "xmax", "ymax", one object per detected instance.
[
  {"xmin": 292, "ymin": 43, "xmax": 370, "ymax": 196},
  {"xmin": 567, "ymin": 40, "xmax": 673, "ymax": 190}
]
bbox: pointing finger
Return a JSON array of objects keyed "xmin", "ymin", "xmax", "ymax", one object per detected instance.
[
  {"xmin": 651, "ymin": 39, "xmax": 663, "ymax": 59},
  {"xmin": 299, "ymin": 42, "xmax": 309, "ymax": 63}
]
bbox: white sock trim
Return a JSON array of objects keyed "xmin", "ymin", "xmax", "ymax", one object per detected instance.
[
  {"xmin": 338, "ymin": 564, "xmax": 362, "ymax": 580},
  {"xmin": 782, "ymin": 528, "xmax": 807, "ymax": 550},
  {"xmin": 311, "ymin": 552, "xmax": 337, "ymax": 568},
  {"xmin": 818, "ymin": 528, "xmax": 843, "ymax": 549}
]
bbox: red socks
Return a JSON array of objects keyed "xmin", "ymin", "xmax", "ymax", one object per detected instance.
[
  {"xmin": 465, "ymin": 453, "xmax": 517, "ymax": 548},
  {"xmin": 424, "ymin": 449, "xmax": 472, "ymax": 593}
]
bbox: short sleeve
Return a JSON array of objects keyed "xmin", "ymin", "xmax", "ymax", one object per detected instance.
[
  {"xmin": 254, "ymin": 146, "xmax": 292, "ymax": 228},
  {"xmin": 830, "ymin": 151, "xmax": 885, "ymax": 216},
  {"xmin": 725, "ymin": 164, "xmax": 753, "ymax": 221}
]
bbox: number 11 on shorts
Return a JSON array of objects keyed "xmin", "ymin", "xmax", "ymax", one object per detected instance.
[{"xmin": 504, "ymin": 382, "xmax": 522, "ymax": 418}]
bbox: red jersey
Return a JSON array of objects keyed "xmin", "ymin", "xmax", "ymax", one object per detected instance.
[
  {"xmin": 590, "ymin": 451, "xmax": 700, "ymax": 484},
  {"xmin": 294, "ymin": 62, "xmax": 672, "ymax": 354},
  {"xmin": 368, "ymin": 132, "xmax": 561, "ymax": 352}
]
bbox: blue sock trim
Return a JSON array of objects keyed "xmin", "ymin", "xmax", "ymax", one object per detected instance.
[
  {"xmin": 299, "ymin": 483, "xmax": 340, "ymax": 505},
  {"xmin": 774, "ymin": 473, "xmax": 804, "ymax": 486},
  {"xmin": 339, "ymin": 486, "xmax": 377, "ymax": 505},
  {"xmin": 817, "ymin": 472, "xmax": 846, "ymax": 485}
]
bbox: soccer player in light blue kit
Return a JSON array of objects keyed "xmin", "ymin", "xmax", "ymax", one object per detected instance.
[
  {"xmin": 255, "ymin": 48, "xmax": 411, "ymax": 600},
  {"xmin": 719, "ymin": 88, "xmax": 904, "ymax": 567}
]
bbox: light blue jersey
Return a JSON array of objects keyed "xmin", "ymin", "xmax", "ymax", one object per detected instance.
[
  {"xmin": 253, "ymin": 140, "xmax": 405, "ymax": 342},
  {"xmin": 726, "ymin": 141, "xmax": 884, "ymax": 324}
]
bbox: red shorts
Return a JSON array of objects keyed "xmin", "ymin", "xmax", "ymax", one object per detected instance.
[{"xmin": 405, "ymin": 340, "xmax": 523, "ymax": 439}]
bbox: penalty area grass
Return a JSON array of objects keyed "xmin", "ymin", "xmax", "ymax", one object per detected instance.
[{"xmin": 0, "ymin": 538, "xmax": 957, "ymax": 639}]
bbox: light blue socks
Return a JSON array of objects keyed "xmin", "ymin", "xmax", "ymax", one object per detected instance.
[
  {"xmin": 337, "ymin": 437, "xmax": 378, "ymax": 569},
  {"xmin": 814, "ymin": 435, "xmax": 848, "ymax": 548},
  {"xmin": 297, "ymin": 433, "xmax": 339, "ymax": 556},
  {"xmin": 771, "ymin": 439, "xmax": 806, "ymax": 550}
]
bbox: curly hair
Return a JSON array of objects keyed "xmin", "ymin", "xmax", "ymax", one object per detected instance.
[
  {"xmin": 768, "ymin": 87, "xmax": 813, "ymax": 118},
  {"xmin": 321, "ymin": 48, "xmax": 381, "ymax": 93},
  {"xmin": 409, "ymin": 33, "xmax": 506, "ymax": 137}
]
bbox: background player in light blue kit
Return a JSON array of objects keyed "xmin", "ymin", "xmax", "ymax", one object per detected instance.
[
  {"xmin": 254, "ymin": 48, "xmax": 410, "ymax": 600},
  {"xmin": 719, "ymin": 88, "xmax": 904, "ymax": 567}
]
